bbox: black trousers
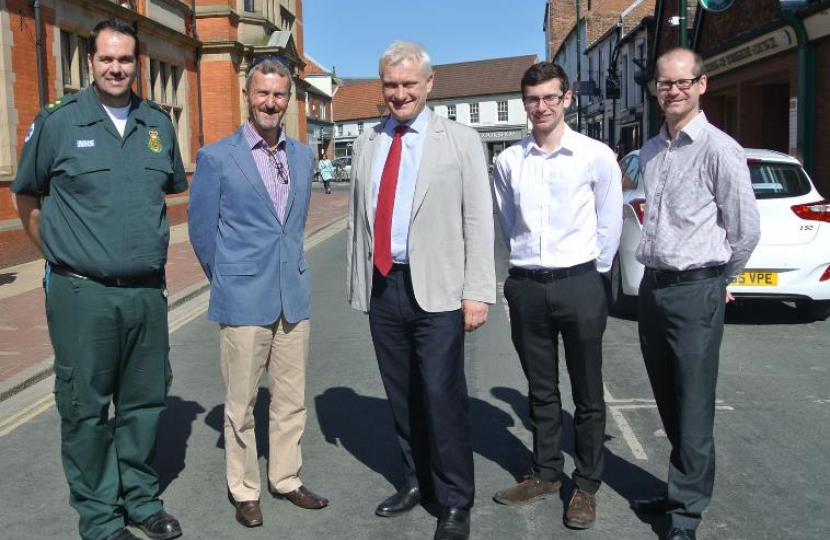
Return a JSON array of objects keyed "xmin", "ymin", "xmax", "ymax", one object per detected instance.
[
  {"xmin": 504, "ymin": 268, "xmax": 607, "ymax": 494},
  {"xmin": 638, "ymin": 271, "xmax": 726, "ymax": 531},
  {"xmin": 368, "ymin": 266, "xmax": 474, "ymax": 509}
]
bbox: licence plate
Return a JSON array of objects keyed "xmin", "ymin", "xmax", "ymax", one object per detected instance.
[{"xmin": 730, "ymin": 271, "xmax": 778, "ymax": 286}]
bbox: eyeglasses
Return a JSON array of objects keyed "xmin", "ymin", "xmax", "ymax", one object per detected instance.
[
  {"xmin": 654, "ymin": 76, "xmax": 702, "ymax": 91},
  {"xmin": 522, "ymin": 94, "xmax": 566, "ymax": 108},
  {"xmin": 267, "ymin": 150, "xmax": 290, "ymax": 184},
  {"xmin": 247, "ymin": 55, "xmax": 292, "ymax": 75}
]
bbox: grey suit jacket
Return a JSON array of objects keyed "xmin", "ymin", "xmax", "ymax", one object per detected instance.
[{"xmin": 346, "ymin": 111, "xmax": 496, "ymax": 313}]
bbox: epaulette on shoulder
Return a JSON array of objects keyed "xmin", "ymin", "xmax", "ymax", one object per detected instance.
[
  {"xmin": 40, "ymin": 94, "xmax": 77, "ymax": 116},
  {"xmin": 145, "ymin": 99, "xmax": 170, "ymax": 118}
]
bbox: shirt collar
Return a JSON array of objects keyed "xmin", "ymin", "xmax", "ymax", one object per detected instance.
[
  {"xmin": 386, "ymin": 106, "xmax": 430, "ymax": 136},
  {"xmin": 523, "ymin": 124, "xmax": 576, "ymax": 157},
  {"xmin": 660, "ymin": 110, "xmax": 708, "ymax": 144},
  {"xmin": 243, "ymin": 120, "xmax": 287, "ymax": 151}
]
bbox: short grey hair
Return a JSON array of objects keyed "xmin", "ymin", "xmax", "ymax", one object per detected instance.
[
  {"xmin": 245, "ymin": 56, "xmax": 293, "ymax": 92},
  {"xmin": 378, "ymin": 41, "xmax": 432, "ymax": 78}
]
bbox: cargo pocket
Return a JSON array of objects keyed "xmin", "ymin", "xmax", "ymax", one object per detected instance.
[{"xmin": 53, "ymin": 364, "xmax": 78, "ymax": 422}]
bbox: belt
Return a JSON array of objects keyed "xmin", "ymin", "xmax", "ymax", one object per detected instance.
[
  {"xmin": 508, "ymin": 261, "xmax": 595, "ymax": 283},
  {"xmin": 643, "ymin": 265, "xmax": 725, "ymax": 287},
  {"xmin": 50, "ymin": 264, "xmax": 163, "ymax": 288}
]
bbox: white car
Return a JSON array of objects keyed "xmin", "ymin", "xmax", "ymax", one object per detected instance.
[{"xmin": 611, "ymin": 149, "xmax": 830, "ymax": 321}]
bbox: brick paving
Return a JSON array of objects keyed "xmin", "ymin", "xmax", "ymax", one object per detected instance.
[{"xmin": 0, "ymin": 184, "xmax": 349, "ymax": 393}]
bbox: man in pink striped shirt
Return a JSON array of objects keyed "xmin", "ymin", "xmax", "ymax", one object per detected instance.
[{"xmin": 189, "ymin": 57, "xmax": 327, "ymax": 529}]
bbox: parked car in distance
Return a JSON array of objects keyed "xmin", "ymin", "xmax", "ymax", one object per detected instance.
[
  {"xmin": 332, "ymin": 156, "xmax": 351, "ymax": 182},
  {"xmin": 612, "ymin": 149, "xmax": 830, "ymax": 321}
]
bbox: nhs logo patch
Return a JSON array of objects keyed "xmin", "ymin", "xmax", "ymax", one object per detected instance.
[{"xmin": 76, "ymin": 139, "xmax": 96, "ymax": 148}]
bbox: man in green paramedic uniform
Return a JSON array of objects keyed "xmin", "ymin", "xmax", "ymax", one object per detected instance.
[{"xmin": 12, "ymin": 19, "xmax": 186, "ymax": 540}]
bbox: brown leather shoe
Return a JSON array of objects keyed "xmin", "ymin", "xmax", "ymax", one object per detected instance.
[
  {"xmin": 564, "ymin": 487, "xmax": 596, "ymax": 529},
  {"xmin": 234, "ymin": 500, "xmax": 263, "ymax": 528},
  {"xmin": 493, "ymin": 475, "xmax": 562, "ymax": 505},
  {"xmin": 281, "ymin": 485, "xmax": 329, "ymax": 509}
]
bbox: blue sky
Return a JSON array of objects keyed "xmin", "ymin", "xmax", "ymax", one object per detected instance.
[{"xmin": 302, "ymin": 0, "xmax": 548, "ymax": 77}]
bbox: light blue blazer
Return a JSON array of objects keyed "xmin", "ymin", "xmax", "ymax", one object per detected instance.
[{"xmin": 188, "ymin": 127, "xmax": 313, "ymax": 326}]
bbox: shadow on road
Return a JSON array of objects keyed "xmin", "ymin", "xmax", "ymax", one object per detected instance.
[
  {"xmin": 154, "ymin": 394, "xmax": 206, "ymax": 493},
  {"xmin": 0, "ymin": 272, "xmax": 17, "ymax": 286},
  {"xmin": 314, "ymin": 387, "xmax": 401, "ymax": 486}
]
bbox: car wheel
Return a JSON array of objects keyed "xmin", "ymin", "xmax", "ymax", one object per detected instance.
[
  {"xmin": 610, "ymin": 255, "xmax": 637, "ymax": 316},
  {"xmin": 795, "ymin": 300, "xmax": 830, "ymax": 322}
]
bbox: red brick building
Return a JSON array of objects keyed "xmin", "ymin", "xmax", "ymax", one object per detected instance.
[{"xmin": 0, "ymin": 0, "xmax": 306, "ymax": 223}]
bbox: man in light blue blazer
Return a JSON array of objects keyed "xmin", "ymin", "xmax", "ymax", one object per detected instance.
[{"xmin": 188, "ymin": 57, "xmax": 328, "ymax": 530}]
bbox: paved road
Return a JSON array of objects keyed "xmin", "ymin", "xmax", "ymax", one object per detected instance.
[{"xmin": 1, "ymin": 223, "xmax": 828, "ymax": 539}]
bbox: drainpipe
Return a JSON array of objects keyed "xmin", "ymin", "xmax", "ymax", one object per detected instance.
[
  {"xmin": 679, "ymin": 0, "xmax": 687, "ymax": 48},
  {"xmin": 32, "ymin": 0, "xmax": 47, "ymax": 107},
  {"xmin": 191, "ymin": 0, "xmax": 205, "ymax": 147},
  {"xmin": 779, "ymin": 8, "xmax": 814, "ymax": 175}
]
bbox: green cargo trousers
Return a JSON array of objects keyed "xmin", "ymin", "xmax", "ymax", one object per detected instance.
[{"xmin": 46, "ymin": 272, "xmax": 171, "ymax": 540}]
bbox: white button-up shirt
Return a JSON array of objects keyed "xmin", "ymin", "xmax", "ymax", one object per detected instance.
[{"xmin": 493, "ymin": 126, "xmax": 623, "ymax": 273}]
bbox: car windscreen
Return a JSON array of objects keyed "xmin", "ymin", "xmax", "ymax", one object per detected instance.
[{"xmin": 748, "ymin": 162, "xmax": 812, "ymax": 199}]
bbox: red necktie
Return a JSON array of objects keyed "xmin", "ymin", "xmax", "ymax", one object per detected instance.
[{"xmin": 374, "ymin": 125, "xmax": 408, "ymax": 276}]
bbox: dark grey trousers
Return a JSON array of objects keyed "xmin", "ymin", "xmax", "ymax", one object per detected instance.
[{"xmin": 638, "ymin": 272, "xmax": 726, "ymax": 531}]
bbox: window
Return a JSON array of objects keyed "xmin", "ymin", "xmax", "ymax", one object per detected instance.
[
  {"xmin": 497, "ymin": 101, "xmax": 508, "ymax": 122},
  {"xmin": 469, "ymin": 103, "xmax": 479, "ymax": 124},
  {"xmin": 447, "ymin": 104, "xmax": 456, "ymax": 121},
  {"xmin": 149, "ymin": 59, "xmax": 189, "ymax": 163},
  {"xmin": 280, "ymin": 6, "xmax": 295, "ymax": 31},
  {"xmin": 358, "ymin": 122, "xmax": 364, "ymax": 134},
  {"xmin": 60, "ymin": 30, "xmax": 90, "ymax": 93},
  {"xmin": 337, "ymin": 124, "xmax": 343, "ymax": 137}
]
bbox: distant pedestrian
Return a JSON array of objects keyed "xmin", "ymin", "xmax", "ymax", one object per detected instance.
[
  {"xmin": 492, "ymin": 61, "xmax": 622, "ymax": 530},
  {"xmin": 630, "ymin": 47, "xmax": 760, "ymax": 540},
  {"xmin": 188, "ymin": 55, "xmax": 328, "ymax": 529},
  {"xmin": 318, "ymin": 151, "xmax": 335, "ymax": 193},
  {"xmin": 346, "ymin": 41, "xmax": 495, "ymax": 540},
  {"xmin": 12, "ymin": 19, "xmax": 186, "ymax": 540}
]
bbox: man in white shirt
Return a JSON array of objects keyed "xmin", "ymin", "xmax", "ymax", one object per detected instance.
[{"xmin": 492, "ymin": 62, "xmax": 622, "ymax": 530}]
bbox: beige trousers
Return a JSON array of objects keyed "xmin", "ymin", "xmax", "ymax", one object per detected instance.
[{"xmin": 219, "ymin": 318, "xmax": 309, "ymax": 502}]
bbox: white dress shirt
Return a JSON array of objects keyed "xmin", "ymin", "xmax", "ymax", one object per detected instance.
[{"xmin": 493, "ymin": 126, "xmax": 623, "ymax": 273}]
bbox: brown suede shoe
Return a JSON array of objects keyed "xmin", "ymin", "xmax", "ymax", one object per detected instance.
[
  {"xmin": 281, "ymin": 485, "xmax": 329, "ymax": 509},
  {"xmin": 234, "ymin": 500, "xmax": 263, "ymax": 528},
  {"xmin": 564, "ymin": 487, "xmax": 596, "ymax": 529},
  {"xmin": 493, "ymin": 475, "xmax": 562, "ymax": 505}
]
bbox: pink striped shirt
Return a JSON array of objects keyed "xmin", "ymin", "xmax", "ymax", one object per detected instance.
[{"xmin": 243, "ymin": 121, "xmax": 291, "ymax": 222}]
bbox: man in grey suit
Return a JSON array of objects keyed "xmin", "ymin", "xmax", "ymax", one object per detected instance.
[
  {"xmin": 189, "ymin": 57, "xmax": 328, "ymax": 530},
  {"xmin": 346, "ymin": 41, "xmax": 496, "ymax": 540}
]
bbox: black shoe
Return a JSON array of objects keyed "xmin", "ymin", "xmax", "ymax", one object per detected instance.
[
  {"xmin": 375, "ymin": 486, "xmax": 421, "ymax": 517},
  {"xmin": 135, "ymin": 510, "xmax": 182, "ymax": 540},
  {"xmin": 665, "ymin": 527, "xmax": 696, "ymax": 540},
  {"xmin": 101, "ymin": 529, "xmax": 141, "ymax": 540},
  {"xmin": 434, "ymin": 507, "xmax": 470, "ymax": 540},
  {"xmin": 631, "ymin": 494, "xmax": 668, "ymax": 514}
]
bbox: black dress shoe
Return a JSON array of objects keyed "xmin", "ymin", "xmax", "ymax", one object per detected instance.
[
  {"xmin": 375, "ymin": 486, "xmax": 421, "ymax": 517},
  {"xmin": 631, "ymin": 494, "xmax": 668, "ymax": 514},
  {"xmin": 100, "ymin": 528, "xmax": 140, "ymax": 540},
  {"xmin": 135, "ymin": 510, "xmax": 182, "ymax": 540},
  {"xmin": 665, "ymin": 527, "xmax": 696, "ymax": 540},
  {"xmin": 434, "ymin": 507, "xmax": 470, "ymax": 540}
]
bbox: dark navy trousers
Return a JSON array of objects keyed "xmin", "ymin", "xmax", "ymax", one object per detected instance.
[{"xmin": 368, "ymin": 266, "xmax": 474, "ymax": 510}]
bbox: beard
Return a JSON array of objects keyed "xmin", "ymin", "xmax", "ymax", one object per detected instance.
[{"xmin": 249, "ymin": 107, "xmax": 283, "ymax": 134}]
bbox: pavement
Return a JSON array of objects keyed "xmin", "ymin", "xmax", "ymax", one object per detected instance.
[{"xmin": 0, "ymin": 182, "xmax": 350, "ymax": 402}]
